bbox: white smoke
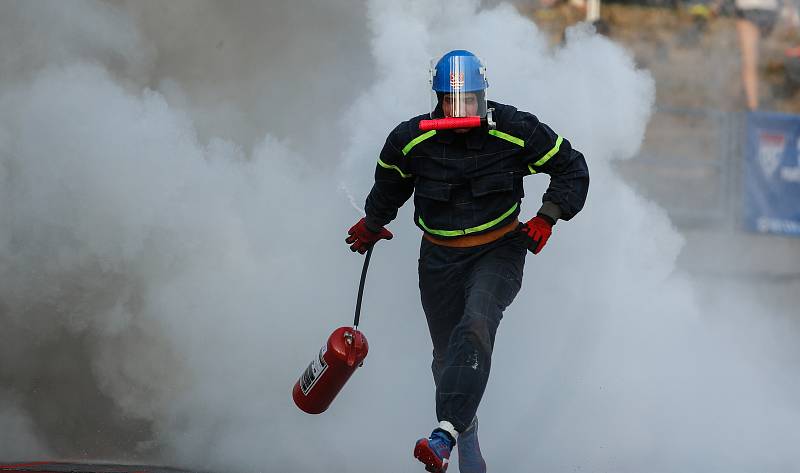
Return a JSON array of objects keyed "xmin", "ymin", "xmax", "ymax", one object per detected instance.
[
  {"xmin": 0, "ymin": 1, "xmax": 798, "ymax": 472},
  {"xmin": 0, "ymin": 0, "xmax": 153, "ymax": 83},
  {"xmin": 345, "ymin": 1, "xmax": 800, "ymax": 472}
]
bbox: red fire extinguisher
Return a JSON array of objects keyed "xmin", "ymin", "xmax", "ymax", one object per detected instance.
[{"xmin": 292, "ymin": 247, "xmax": 373, "ymax": 414}]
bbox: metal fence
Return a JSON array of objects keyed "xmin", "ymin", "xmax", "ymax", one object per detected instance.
[{"xmin": 615, "ymin": 105, "xmax": 743, "ymax": 229}]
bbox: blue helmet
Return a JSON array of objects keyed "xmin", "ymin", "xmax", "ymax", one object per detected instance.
[{"xmin": 431, "ymin": 50, "xmax": 488, "ymax": 93}]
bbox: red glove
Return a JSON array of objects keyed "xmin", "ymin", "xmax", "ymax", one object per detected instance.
[
  {"xmin": 520, "ymin": 215, "xmax": 554, "ymax": 254},
  {"xmin": 346, "ymin": 217, "xmax": 393, "ymax": 254}
]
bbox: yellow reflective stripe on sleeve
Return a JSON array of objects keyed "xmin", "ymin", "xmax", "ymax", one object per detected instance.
[
  {"xmin": 377, "ymin": 158, "xmax": 413, "ymax": 178},
  {"xmin": 418, "ymin": 203, "xmax": 519, "ymax": 237},
  {"xmin": 532, "ymin": 135, "xmax": 563, "ymax": 167},
  {"xmin": 402, "ymin": 130, "xmax": 437, "ymax": 156},
  {"xmin": 488, "ymin": 130, "xmax": 524, "ymax": 147}
]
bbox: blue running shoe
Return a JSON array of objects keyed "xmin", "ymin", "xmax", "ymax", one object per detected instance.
[
  {"xmin": 457, "ymin": 417, "xmax": 486, "ymax": 473},
  {"xmin": 414, "ymin": 428, "xmax": 455, "ymax": 472}
]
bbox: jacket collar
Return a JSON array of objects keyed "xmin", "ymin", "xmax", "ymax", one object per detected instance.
[
  {"xmin": 435, "ymin": 129, "xmax": 456, "ymax": 145},
  {"xmin": 434, "ymin": 127, "xmax": 488, "ymax": 150},
  {"xmin": 465, "ymin": 127, "xmax": 488, "ymax": 150}
]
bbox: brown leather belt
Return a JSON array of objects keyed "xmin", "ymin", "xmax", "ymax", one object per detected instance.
[{"xmin": 423, "ymin": 220, "xmax": 520, "ymax": 248}]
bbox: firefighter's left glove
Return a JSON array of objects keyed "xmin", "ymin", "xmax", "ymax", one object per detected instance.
[
  {"xmin": 520, "ymin": 215, "xmax": 554, "ymax": 254},
  {"xmin": 346, "ymin": 217, "xmax": 393, "ymax": 254}
]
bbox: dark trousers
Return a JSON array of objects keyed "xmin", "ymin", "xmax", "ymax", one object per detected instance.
[{"xmin": 418, "ymin": 232, "xmax": 526, "ymax": 433}]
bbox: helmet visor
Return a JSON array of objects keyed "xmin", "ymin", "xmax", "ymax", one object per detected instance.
[{"xmin": 429, "ymin": 55, "xmax": 488, "ymax": 118}]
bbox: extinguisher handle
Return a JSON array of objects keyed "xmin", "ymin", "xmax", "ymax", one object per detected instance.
[
  {"xmin": 353, "ymin": 246, "xmax": 373, "ymax": 328},
  {"xmin": 344, "ymin": 330, "xmax": 365, "ymax": 368},
  {"xmin": 344, "ymin": 330, "xmax": 356, "ymax": 367}
]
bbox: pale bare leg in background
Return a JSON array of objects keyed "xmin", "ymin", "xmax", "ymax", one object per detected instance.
[{"xmin": 736, "ymin": 18, "xmax": 761, "ymax": 110}]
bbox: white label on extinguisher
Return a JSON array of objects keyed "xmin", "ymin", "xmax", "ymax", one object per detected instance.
[{"xmin": 299, "ymin": 346, "xmax": 328, "ymax": 396}]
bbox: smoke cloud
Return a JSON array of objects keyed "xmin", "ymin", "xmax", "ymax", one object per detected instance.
[{"xmin": 0, "ymin": 1, "xmax": 798, "ymax": 472}]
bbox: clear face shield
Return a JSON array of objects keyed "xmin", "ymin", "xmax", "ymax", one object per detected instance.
[{"xmin": 429, "ymin": 55, "xmax": 488, "ymax": 119}]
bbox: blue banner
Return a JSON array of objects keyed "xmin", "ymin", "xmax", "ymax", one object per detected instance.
[{"xmin": 744, "ymin": 111, "xmax": 800, "ymax": 236}]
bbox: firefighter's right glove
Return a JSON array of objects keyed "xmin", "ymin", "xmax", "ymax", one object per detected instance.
[
  {"xmin": 520, "ymin": 214, "xmax": 554, "ymax": 254},
  {"xmin": 346, "ymin": 217, "xmax": 393, "ymax": 254}
]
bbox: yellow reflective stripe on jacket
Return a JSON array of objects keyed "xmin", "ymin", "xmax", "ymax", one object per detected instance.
[
  {"xmin": 402, "ymin": 130, "xmax": 437, "ymax": 156},
  {"xmin": 530, "ymin": 135, "xmax": 563, "ymax": 171},
  {"xmin": 488, "ymin": 129, "xmax": 524, "ymax": 147},
  {"xmin": 418, "ymin": 203, "xmax": 519, "ymax": 237},
  {"xmin": 377, "ymin": 158, "xmax": 413, "ymax": 178}
]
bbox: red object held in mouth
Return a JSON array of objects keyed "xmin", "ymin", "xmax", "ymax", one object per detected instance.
[{"xmin": 419, "ymin": 116, "xmax": 482, "ymax": 131}]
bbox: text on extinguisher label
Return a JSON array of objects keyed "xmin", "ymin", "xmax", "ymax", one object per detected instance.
[{"xmin": 299, "ymin": 346, "xmax": 328, "ymax": 395}]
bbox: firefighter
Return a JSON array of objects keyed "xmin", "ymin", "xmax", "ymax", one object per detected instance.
[{"xmin": 345, "ymin": 50, "xmax": 589, "ymax": 473}]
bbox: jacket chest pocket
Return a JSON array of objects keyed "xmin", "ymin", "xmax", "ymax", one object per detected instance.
[
  {"xmin": 470, "ymin": 173, "xmax": 515, "ymax": 197},
  {"xmin": 415, "ymin": 179, "xmax": 452, "ymax": 202}
]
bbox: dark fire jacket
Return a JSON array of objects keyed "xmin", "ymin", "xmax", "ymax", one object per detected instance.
[{"xmin": 364, "ymin": 101, "xmax": 589, "ymax": 239}]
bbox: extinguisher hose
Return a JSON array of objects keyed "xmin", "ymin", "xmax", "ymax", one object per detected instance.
[{"xmin": 353, "ymin": 246, "xmax": 373, "ymax": 329}]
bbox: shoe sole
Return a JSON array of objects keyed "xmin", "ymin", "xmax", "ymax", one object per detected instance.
[{"xmin": 414, "ymin": 439, "xmax": 448, "ymax": 473}]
